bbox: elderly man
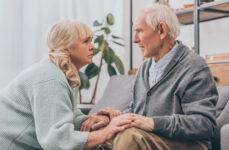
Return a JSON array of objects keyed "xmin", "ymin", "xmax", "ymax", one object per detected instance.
[{"xmin": 96, "ymin": 4, "xmax": 218, "ymax": 150}]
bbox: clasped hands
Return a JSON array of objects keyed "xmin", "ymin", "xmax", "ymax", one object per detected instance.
[{"xmin": 81, "ymin": 107, "xmax": 154, "ymax": 132}]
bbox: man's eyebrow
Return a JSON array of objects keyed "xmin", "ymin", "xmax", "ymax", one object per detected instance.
[{"xmin": 134, "ymin": 28, "xmax": 142, "ymax": 31}]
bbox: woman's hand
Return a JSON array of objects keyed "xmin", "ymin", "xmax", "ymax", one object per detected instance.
[
  {"xmin": 84, "ymin": 114, "xmax": 135, "ymax": 149},
  {"xmin": 81, "ymin": 114, "xmax": 109, "ymax": 131},
  {"xmin": 102, "ymin": 114, "xmax": 135, "ymax": 140},
  {"xmin": 96, "ymin": 107, "xmax": 121, "ymax": 120}
]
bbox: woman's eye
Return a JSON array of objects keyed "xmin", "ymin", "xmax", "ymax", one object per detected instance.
[
  {"xmin": 83, "ymin": 37, "xmax": 92, "ymax": 43},
  {"xmin": 84, "ymin": 39, "xmax": 89, "ymax": 43}
]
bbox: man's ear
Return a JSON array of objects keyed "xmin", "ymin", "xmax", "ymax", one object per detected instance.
[{"xmin": 157, "ymin": 22, "xmax": 168, "ymax": 40}]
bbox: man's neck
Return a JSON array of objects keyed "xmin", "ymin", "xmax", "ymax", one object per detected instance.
[{"xmin": 154, "ymin": 39, "xmax": 175, "ymax": 62}]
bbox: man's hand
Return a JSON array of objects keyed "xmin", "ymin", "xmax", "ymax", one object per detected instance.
[
  {"xmin": 96, "ymin": 107, "xmax": 121, "ymax": 120},
  {"xmin": 80, "ymin": 114, "xmax": 109, "ymax": 131},
  {"xmin": 130, "ymin": 114, "xmax": 154, "ymax": 132}
]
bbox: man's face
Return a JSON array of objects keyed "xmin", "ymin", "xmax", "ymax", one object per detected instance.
[{"xmin": 133, "ymin": 11, "xmax": 161, "ymax": 58}]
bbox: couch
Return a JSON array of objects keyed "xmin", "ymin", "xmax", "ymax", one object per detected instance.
[{"xmin": 89, "ymin": 75, "xmax": 229, "ymax": 150}]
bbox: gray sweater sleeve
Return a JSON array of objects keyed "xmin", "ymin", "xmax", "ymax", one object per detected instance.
[
  {"xmin": 152, "ymin": 67, "xmax": 218, "ymax": 140},
  {"xmin": 32, "ymin": 79, "xmax": 89, "ymax": 150}
]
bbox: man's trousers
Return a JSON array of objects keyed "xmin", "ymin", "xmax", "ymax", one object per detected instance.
[{"xmin": 97, "ymin": 127, "xmax": 208, "ymax": 150}]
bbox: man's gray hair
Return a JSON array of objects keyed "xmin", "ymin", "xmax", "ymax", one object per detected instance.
[{"xmin": 142, "ymin": 4, "xmax": 180, "ymax": 40}]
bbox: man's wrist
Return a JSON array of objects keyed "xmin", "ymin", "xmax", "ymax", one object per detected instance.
[
  {"xmin": 149, "ymin": 118, "xmax": 154, "ymax": 131},
  {"xmin": 99, "ymin": 128, "xmax": 109, "ymax": 142}
]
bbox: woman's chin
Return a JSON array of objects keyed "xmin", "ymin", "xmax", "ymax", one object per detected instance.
[{"xmin": 87, "ymin": 60, "xmax": 93, "ymax": 64}]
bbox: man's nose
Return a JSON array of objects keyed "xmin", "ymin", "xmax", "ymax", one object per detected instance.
[{"xmin": 133, "ymin": 33, "xmax": 140, "ymax": 43}]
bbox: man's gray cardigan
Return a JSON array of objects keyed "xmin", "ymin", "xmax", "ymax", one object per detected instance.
[{"xmin": 124, "ymin": 41, "xmax": 218, "ymax": 150}]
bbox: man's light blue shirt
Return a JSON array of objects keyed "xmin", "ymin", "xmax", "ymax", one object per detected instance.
[{"xmin": 149, "ymin": 41, "xmax": 178, "ymax": 88}]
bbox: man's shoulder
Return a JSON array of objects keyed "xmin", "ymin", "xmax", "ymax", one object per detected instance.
[
  {"xmin": 185, "ymin": 50, "xmax": 207, "ymax": 69},
  {"xmin": 177, "ymin": 43, "xmax": 208, "ymax": 70}
]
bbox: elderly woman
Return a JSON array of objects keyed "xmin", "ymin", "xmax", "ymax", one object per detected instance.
[{"xmin": 0, "ymin": 20, "xmax": 134, "ymax": 150}]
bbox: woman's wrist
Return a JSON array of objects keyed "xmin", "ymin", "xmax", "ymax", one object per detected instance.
[
  {"xmin": 85, "ymin": 129, "xmax": 107, "ymax": 149},
  {"xmin": 93, "ymin": 129, "xmax": 108, "ymax": 143}
]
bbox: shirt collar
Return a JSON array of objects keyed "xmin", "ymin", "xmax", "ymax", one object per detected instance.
[{"xmin": 149, "ymin": 41, "xmax": 178, "ymax": 72}]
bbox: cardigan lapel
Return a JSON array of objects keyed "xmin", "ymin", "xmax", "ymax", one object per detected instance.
[
  {"xmin": 149, "ymin": 41, "xmax": 188, "ymax": 91},
  {"xmin": 144, "ymin": 58, "xmax": 152, "ymax": 90}
]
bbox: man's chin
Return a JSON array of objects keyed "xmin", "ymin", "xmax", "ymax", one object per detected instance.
[{"xmin": 142, "ymin": 53, "xmax": 149, "ymax": 58}]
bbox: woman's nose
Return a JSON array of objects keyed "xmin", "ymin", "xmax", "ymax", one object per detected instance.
[{"xmin": 90, "ymin": 43, "xmax": 95, "ymax": 51}]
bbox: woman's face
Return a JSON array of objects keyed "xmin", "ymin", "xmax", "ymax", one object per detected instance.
[{"xmin": 68, "ymin": 36, "xmax": 95, "ymax": 69}]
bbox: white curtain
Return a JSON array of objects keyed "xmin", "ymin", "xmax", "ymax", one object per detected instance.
[
  {"xmin": 0, "ymin": 0, "xmax": 62, "ymax": 88},
  {"xmin": 0, "ymin": 0, "xmax": 125, "ymax": 103}
]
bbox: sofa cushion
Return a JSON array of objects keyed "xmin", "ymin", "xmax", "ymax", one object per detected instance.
[
  {"xmin": 216, "ymin": 87, "xmax": 229, "ymax": 127},
  {"xmin": 89, "ymin": 75, "xmax": 135, "ymax": 114},
  {"xmin": 212, "ymin": 86, "xmax": 229, "ymax": 150},
  {"xmin": 221, "ymin": 124, "xmax": 229, "ymax": 150},
  {"xmin": 216, "ymin": 86, "xmax": 229, "ymax": 118}
]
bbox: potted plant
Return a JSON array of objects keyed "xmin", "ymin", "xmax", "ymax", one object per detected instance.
[
  {"xmin": 78, "ymin": 13, "xmax": 125, "ymax": 105},
  {"xmin": 154, "ymin": 0, "xmax": 169, "ymax": 5}
]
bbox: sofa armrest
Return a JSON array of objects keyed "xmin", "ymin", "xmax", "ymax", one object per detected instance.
[{"xmin": 221, "ymin": 123, "xmax": 229, "ymax": 150}]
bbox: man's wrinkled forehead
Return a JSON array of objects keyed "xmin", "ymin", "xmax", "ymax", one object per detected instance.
[{"xmin": 133, "ymin": 11, "xmax": 147, "ymax": 30}]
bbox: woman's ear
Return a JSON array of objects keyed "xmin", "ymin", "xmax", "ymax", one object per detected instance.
[
  {"xmin": 157, "ymin": 22, "xmax": 168, "ymax": 40},
  {"xmin": 60, "ymin": 49, "xmax": 70, "ymax": 56}
]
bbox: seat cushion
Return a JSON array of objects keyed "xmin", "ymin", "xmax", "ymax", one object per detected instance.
[
  {"xmin": 89, "ymin": 75, "xmax": 135, "ymax": 114},
  {"xmin": 215, "ymin": 86, "xmax": 229, "ymax": 118},
  {"xmin": 212, "ymin": 86, "xmax": 229, "ymax": 150},
  {"xmin": 221, "ymin": 124, "xmax": 229, "ymax": 150}
]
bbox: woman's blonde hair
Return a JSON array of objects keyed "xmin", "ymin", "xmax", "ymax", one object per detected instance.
[{"xmin": 46, "ymin": 20, "xmax": 93, "ymax": 88}]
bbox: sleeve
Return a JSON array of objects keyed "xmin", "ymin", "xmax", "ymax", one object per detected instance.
[
  {"xmin": 32, "ymin": 79, "xmax": 89, "ymax": 150},
  {"xmin": 152, "ymin": 67, "xmax": 218, "ymax": 140},
  {"xmin": 74, "ymin": 108, "xmax": 85, "ymax": 130}
]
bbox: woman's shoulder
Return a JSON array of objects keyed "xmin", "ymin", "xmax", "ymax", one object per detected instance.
[{"xmin": 12, "ymin": 57, "xmax": 69, "ymax": 87}]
